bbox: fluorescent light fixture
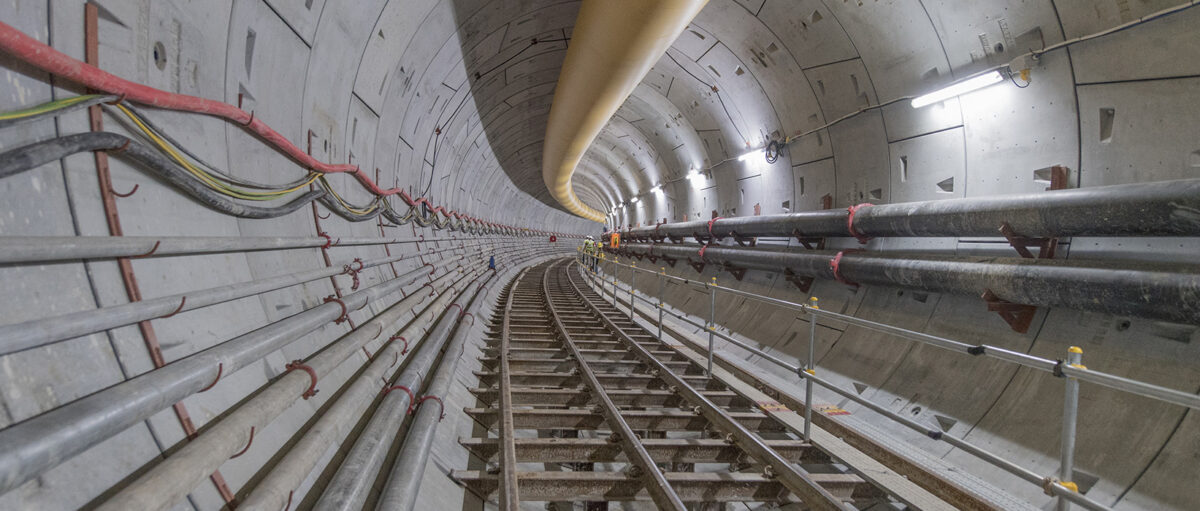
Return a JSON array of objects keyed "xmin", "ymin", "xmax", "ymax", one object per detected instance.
[
  {"xmin": 651, "ymin": 184, "xmax": 663, "ymax": 195},
  {"xmin": 911, "ymin": 70, "xmax": 1004, "ymax": 108},
  {"xmin": 687, "ymin": 169, "xmax": 702, "ymax": 181},
  {"xmin": 631, "ymin": 196, "xmax": 640, "ymax": 204},
  {"xmin": 737, "ymin": 149, "xmax": 762, "ymax": 162}
]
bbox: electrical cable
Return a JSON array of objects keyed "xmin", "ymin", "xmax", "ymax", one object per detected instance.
[
  {"xmin": 0, "ymin": 93, "xmax": 115, "ymax": 128},
  {"xmin": 115, "ymin": 103, "xmax": 314, "ymax": 191},
  {"xmin": 0, "ymin": 132, "xmax": 322, "ymax": 218}
]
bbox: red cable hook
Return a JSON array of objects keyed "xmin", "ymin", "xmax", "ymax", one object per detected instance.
[{"xmin": 284, "ymin": 360, "xmax": 319, "ymax": 399}]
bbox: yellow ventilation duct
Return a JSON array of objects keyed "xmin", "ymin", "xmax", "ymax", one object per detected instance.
[{"xmin": 543, "ymin": 0, "xmax": 708, "ymax": 222}]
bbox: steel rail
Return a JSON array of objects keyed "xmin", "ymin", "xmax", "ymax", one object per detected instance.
[
  {"xmin": 577, "ymin": 261, "xmax": 1116, "ymax": 511},
  {"xmin": 597, "ymin": 254, "xmax": 1200, "ymax": 412},
  {"xmin": 497, "ymin": 269, "xmax": 529, "ymax": 509},
  {"xmin": 561, "ymin": 262, "xmax": 852, "ymax": 511},
  {"xmin": 0, "ymin": 265, "xmax": 455, "ymax": 495},
  {"xmin": 541, "ymin": 261, "xmax": 686, "ymax": 511}
]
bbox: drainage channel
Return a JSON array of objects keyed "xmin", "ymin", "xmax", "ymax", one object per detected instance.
[{"xmin": 454, "ymin": 258, "xmax": 907, "ymax": 509}]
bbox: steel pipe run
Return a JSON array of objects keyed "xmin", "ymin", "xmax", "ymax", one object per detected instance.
[
  {"xmin": 373, "ymin": 272, "xmax": 495, "ymax": 511},
  {"xmin": 0, "ymin": 234, "xmax": 521, "ymax": 264},
  {"xmin": 95, "ymin": 268, "xmax": 473, "ymax": 510},
  {"xmin": 311, "ymin": 271, "xmax": 492, "ymax": 511},
  {"xmin": 0, "ymin": 264, "xmax": 442, "ymax": 496},
  {"xmin": 618, "ymin": 242, "xmax": 1200, "ymax": 325},
  {"xmin": 238, "ymin": 270, "xmax": 489, "ymax": 511},
  {"xmin": 579, "ymin": 264, "xmax": 1115, "ymax": 511},
  {"xmin": 0, "ymin": 251, "xmax": 459, "ymax": 355},
  {"xmin": 608, "ymin": 178, "xmax": 1200, "ymax": 242}
]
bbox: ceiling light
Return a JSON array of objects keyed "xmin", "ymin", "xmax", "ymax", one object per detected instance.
[
  {"xmin": 737, "ymin": 149, "xmax": 762, "ymax": 162},
  {"xmin": 687, "ymin": 169, "xmax": 702, "ymax": 181},
  {"xmin": 651, "ymin": 184, "xmax": 663, "ymax": 195},
  {"xmin": 631, "ymin": 196, "xmax": 640, "ymax": 204},
  {"xmin": 911, "ymin": 70, "xmax": 1004, "ymax": 109}
]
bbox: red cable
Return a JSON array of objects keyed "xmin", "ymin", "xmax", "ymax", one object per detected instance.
[{"xmin": 0, "ymin": 21, "xmax": 585, "ymax": 236}]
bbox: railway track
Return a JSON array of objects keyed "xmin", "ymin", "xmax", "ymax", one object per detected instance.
[{"xmin": 453, "ymin": 259, "xmax": 904, "ymax": 509}]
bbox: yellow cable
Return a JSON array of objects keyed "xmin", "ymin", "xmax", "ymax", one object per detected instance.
[{"xmin": 114, "ymin": 104, "xmax": 319, "ymax": 200}]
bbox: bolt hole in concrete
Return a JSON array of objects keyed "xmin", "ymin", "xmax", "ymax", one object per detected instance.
[
  {"xmin": 1099, "ymin": 107, "xmax": 1116, "ymax": 143},
  {"xmin": 152, "ymin": 41, "xmax": 167, "ymax": 70},
  {"xmin": 911, "ymin": 406, "xmax": 922, "ymax": 415},
  {"xmin": 1117, "ymin": 319, "xmax": 1132, "ymax": 332}
]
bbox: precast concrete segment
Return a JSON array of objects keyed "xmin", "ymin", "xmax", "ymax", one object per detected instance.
[
  {"xmin": 236, "ymin": 269, "xmax": 485, "ymax": 511},
  {"xmin": 616, "ymin": 243, "xmax": 1200, "ymax": 325},
  {"xmin": 94, "ymin": 268, "xmax": 474, "ymax": 511},
  {"xmin": 607, "ymin": 178, "xmax": 1200, "ymax": 242},
  {"xmin": 0, "ymin": 265, "xmax": 451, "ymax": 496},
  {"xmin": 542, "ymin": 0, "xmax": 708, "ymax": 221},
  {"xmin": 312, "ymin": 271, "xmax": 494, "ymax": 511},
  {"xmin": 372, "ymin": 272, "xmax": 496, "ymax": 511},
  {"xmin": 0, "ymin": 234, "xmax": 525, "ymax": 264},
  {"xmin": 0, "ymin": 252, "xmax": 452, "ymax": 355}
]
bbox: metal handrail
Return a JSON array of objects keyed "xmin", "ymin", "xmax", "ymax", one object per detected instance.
[
  {"xmin": 572, "ymin": 249, "xmax": 1183, "ymax": 511},
  {"xmin": 582, "ymin": 249, "xmax": 1200, "ymax": 411}
]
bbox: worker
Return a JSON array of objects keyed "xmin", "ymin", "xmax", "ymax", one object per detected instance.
[
  {"xmin": 583, "ymin": 236, "xmax": 597, "ymax": 272},
  {"xmin": 488, "ymin": 255, "xmax": 495, "ymax": 270}
]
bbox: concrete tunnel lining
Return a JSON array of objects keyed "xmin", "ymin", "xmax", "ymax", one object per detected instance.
[{"xmin": 0, "ymin": 0, "xmax": 1198, "ymax": 509}]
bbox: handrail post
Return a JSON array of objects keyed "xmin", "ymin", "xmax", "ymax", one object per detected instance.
[
  {"xmin": 804, "ymin": 297, "xmax": 819, "ymax": 442},
  {"xmin": 1057, "ymin": 346, "xmax": 1084, "ymax": 511},
  {"xmin": 707, "ymin": 276, "xmax": 716, "ymax": 378},
  {"xmin": 629, "ymin": 262, "xmax": 637, "ymax": 319},
  {"xmin": 656, "ymin": 267, "xmax": 665, "ymax": 341}
]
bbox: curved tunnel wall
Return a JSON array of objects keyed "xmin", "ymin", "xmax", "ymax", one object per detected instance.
[{"xmin": 0, "ymin": 0, "xmax": 1197, "ymax": 509}]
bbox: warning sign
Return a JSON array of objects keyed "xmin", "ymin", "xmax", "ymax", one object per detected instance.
[
  {"xmin": 757, "ymin": 402, "xmax": 790, "ymax": 413},
  {"xmin": 816, "ymin": 405, "xmax": 851, "ymax": 416},
  {"xmin": 609, "ymin": 232, "xmax": 621, "ymax": 249}
]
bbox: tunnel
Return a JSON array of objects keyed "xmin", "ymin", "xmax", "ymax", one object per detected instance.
[{"xmin": 1, "ymin": 0, "xmax": 1198, "ymax": 510}]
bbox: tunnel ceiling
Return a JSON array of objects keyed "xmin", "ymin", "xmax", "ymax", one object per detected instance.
[{"xmin": 2, "ymin": 0, "xmax": 1199, "ymax": 509}]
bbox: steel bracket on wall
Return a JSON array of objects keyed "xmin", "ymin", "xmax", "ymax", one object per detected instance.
[
  {"xmin": 999, "ymin": 222, "xmax": 1058, "ymax": 259},
  {"xmin": 791, "ymin": 228, "xmax": 826, "ymax": 251},
  {"xmin": 722, "ymin": 263, "xmax": 747, "ymax": 281},
  {"xmin": 729, "ymin": 231, "xmax": 757, "ymax": 247},
  {"xmin": 687, "ymin": 259, "xmax": 706, "ymax": 273},
  {"xmin": 783, "ymin": 268, "xmax": 814, "ymax": 293},
  {"xmin": 982, "ymin": 289, "xmax": 1038, "ymax": 333}
]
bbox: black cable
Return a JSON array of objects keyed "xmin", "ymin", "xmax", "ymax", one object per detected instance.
[
  {"xmin": 765, "ymin": 140, "xmax": 781, "ymax": 164},
  {"xmin": 0, "ymin": 95, "xmax": 117, "ymax": 129},
  {"xmin": 0, "ymin": 132, "xmax": 321, "ymax": 219},
  {"xmin": 116, "ymin": 104, "xmax": 314, "ymax": 190}
]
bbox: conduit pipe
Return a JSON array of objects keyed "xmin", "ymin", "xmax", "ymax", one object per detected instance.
[
  {"xmin": 237, "ymin": 270, "xmax": 490, "ymax": 510},
  {"xmin": 609, "ymin": 178, "xmax": 1200, "ymax": 242},
  {"xmin": 373, "ymin": 272, "xmax": 493, "ymax": 511},
  {"xmin": 0, "ymin": 252, "xmax": 457, "ymax": 355},
  {"xmin": 315, "ymin": 272, "xmax": 494, "ymax": 511},
  {"xmin": 0, "ymin": 265, "xmax": 454, "ymax": 495},
  {"xmin": 95, "ymin": 268, "xmax": 474, "ymax": 510},
  {"xmin": 542, "ymin": 0, "xmax": 708, "ymax": 221},
  {"xmin": 0, "ymin": 234, "xmax": 520, "ymax": 264},
  {"xmin": 617, "ymin": 242, "xmax": 1200, "ymax": 325}
]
